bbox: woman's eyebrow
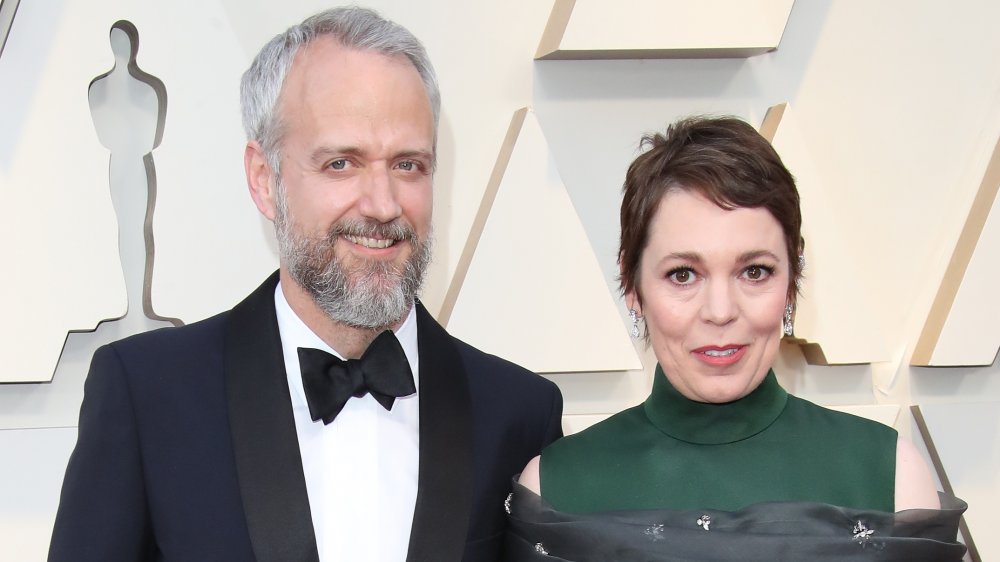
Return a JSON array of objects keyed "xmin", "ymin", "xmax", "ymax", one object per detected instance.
[{"xmin": 736, "ymin": 250, "xmax": 781, "ymax": 264}]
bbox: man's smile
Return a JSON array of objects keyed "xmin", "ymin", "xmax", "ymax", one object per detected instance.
[{"xmin": 343, "ymin": 234, "xmax": 399, "ymax": 249}]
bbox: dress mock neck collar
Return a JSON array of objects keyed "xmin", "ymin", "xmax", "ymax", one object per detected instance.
[{"xmin": 643, "ymin": 365, "xmax": 787, "ymax": 445}]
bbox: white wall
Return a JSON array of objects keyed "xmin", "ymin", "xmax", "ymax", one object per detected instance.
[{"xmin": 1, "ymin": 1, "xmax": 997, "ymax": 560}]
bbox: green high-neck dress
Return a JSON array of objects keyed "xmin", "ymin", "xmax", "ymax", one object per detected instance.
[
  {"xmin": 506, "ymin": 367, "xmax": 966, "ymax": 560},
  {"xmin": 541, "ymin": 367, "xmax": 897, "ymax": 513}
]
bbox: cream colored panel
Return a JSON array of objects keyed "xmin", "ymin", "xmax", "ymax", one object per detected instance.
[
  {"xmin": 0, "ymin": 427, "xmax": 77, "ymax": 562},
  {"xmin": 932, "ymin": 193, "xmax": 1000, "ymax": 366},
  {"xmin": 10, "ymin": 0, "xmax": 280, "ymax": 339},
  {"xmin": 828, "ymin": 404, "xmax": 900, "ymax": 428},
  {"xmin": 0, "ymin": 0, "xmax": 126, "ymax": 382},
  {"xmin": 0, "ymin": 0, "xmax": 275, "ymax": 382},
  {"xmin": 136, "ymin": 1, "xmax": 280, "ymax": 323},
  {"xmin": 537, "ymin": 0, "xmax": 795, "ymax": 60},
  {"xmin": 913, "ymin": 139, "xmax": 1000, "ymax": 366},
  {"xmin": 563, "ymin": 413, "xmax": 612, "ymax": 436},
  {"xmin": 914, "ymin": 403, "xmax": 992, "ymax": 560},
  {"xmin": 760, "ymin": 103, "xmax": 887, "ymax": 365},
  {"xmin": 445, "ymin": 108, "xmax": 642, "ymax": 373},
  {"xmin": 1, "ymin": 14, "xmax": 178, "ymax": 422},
  {"xmin": 0, "ymin": 316, "xmax": 175, "ymax": 430}
]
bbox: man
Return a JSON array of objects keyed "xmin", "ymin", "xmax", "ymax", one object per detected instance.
[{"xmin": 49, "ymin": 7, "xmax": 562, "ymax": 562}]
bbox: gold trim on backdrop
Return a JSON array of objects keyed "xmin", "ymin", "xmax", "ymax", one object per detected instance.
[
  {"xmin": 0, "ymin": 0, "xmax": 20, "ymax": 58},
  {"xmin": 440, "ymin": 108, "xmax": 529, "ymax": 325},
  {"xmin": 912, "ymin": 137, "xmax": 1000, "ymax": 366},
  {"xmin": 535, "ymin": 0, "xmax": 576, "ymax": 60}
]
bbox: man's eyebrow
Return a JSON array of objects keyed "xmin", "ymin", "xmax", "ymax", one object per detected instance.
[
  {"xmin": 395, "ymin": 149, "xmax": 434, "ymax": 162},
  {"xmin": 309, "ymin": 146, "xmax": 364, "ymax": 165},
  {"xmin": 308, "ymin": 146, "xmax": 435, "ymax": 165}
]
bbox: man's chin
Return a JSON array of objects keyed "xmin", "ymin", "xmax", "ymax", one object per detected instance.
[
  {"xmin": 343, "ymin": 271, "xmax": 405, "ymax": 293},
  {"xmin": 322, "ymin": 291, "xmax": 413, "ymax": 330}
]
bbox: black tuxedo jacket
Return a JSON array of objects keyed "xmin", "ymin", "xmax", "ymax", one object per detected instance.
[{"xmin": 49, "ymin": 273, "xmax": 563, "ymax": 561}]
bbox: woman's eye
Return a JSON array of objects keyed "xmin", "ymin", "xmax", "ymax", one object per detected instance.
[
  {"xmin": 667, "ymin": 268, "xmax": 696, "ymax": 285},
  {"xmin": 742, "ymin": 265, "xmax": 773, "ymax": 281},
  {"xmin": 329, "ymin": 159, "xmax": 348, "ymax": 170}
]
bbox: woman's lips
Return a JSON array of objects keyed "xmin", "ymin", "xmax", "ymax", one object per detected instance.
[{"xmin": 691, "ymin": 345, "xmax": 747, "ymax": 366}]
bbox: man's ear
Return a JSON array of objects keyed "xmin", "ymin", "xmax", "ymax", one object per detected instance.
[{"xmin": 245, "ymin": 140, "xmax": 278, "ymax": 221}]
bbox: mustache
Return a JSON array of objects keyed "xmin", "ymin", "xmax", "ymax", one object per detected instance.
[{"xmin": 328, "ymin": 220, "xmax": 418, "ymax": 243}]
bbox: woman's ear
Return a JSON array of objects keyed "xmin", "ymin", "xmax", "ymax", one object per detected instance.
[
  {"xmin": 625, "ymin": 289, "xmax": 642, "ymax": 317},
  {"xmin": 620, "ymin": 258, "xmax": 641, "ymax": 316}
]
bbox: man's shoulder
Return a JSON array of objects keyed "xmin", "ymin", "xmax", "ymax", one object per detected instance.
[
  {"xmin": 448, "ymin": 335, "xmax": 564, "ymax": 449},
  {"xmin": 104, "ymin": 309, "xmax": 231, "ymax": 362},
  {"xmin": 450, "ymin": 336, "xmax": 557, "ymax": 392},
  {"xmin": 105, "ymin": 272, "xmax": 279, "ymax": 351},
  {"xmin": 80, "ymin": 310, "xmax": 237, "ymax": 402}
]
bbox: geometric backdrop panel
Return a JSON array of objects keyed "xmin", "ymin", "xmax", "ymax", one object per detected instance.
[
  {"xmin": 912, "ymin": 137, "xmax": 1000, "ymax": 367},
  {"xmin": 536, "ymin": 0, "xmax": 795, "ymax": 60},
  {"xmin": 913, "ymin": 403, "xmax": 993, "ymax": 561},
  {"xmin": 760, "ymin": 103, "xmax": 888, "ymax": 365},
  {"xmin": 444, "ymin": 108, "xmax": 642, "ymax": 373},
  {"xmin": 0, "ymin": 0, "xmax": 127, "ymax": 382}
]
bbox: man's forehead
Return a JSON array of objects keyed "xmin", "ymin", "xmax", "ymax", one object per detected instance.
[
  {"xmin": 290, "ymin": 37, "xmax": 415, "ymax": 78},
  {"xmin": 277, "ymin": 40, "xmax": 426, "ymax": 117},
  {"xmin": 271, "ymin": 35, "xmax": 434, "ymax": 158}
]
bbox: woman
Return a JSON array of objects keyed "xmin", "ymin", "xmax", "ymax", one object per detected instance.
[{"xmin": 505, "ymin": 116, "xmax": 966, "ymax": 560}]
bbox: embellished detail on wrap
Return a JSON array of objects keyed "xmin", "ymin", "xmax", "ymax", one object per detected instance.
[{"xmin": 504, "ymin": 481, "xmax": 967, "ymax": 561}]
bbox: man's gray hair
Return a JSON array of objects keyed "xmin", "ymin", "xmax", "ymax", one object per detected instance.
[{"xmin": 240, "ymin": 6, "xmax": 441, "ymax": 175}]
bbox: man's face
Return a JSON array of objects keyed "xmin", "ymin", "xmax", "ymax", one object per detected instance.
[{"xmin": 270, "ymin": 38, "xmax": 435, "ymax": 330}]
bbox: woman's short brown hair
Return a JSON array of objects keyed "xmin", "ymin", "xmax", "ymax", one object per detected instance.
[{"xmin": 619, "ymin": 116, "xmax": 803, "ymax": 304}]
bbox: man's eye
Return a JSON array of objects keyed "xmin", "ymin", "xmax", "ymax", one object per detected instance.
[
  {"xmin": 329, "ymin": 159, "xmax": 348, "ymax": 170},
  {"xmin": 398, "ymin": 160, "xmax": 415, "ymax": 171},
  {"xmin": 667, "ymin": 268, "xmax": 696, "ymax": 285}
]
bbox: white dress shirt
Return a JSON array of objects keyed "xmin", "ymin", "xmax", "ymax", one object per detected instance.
[{"xmin": 275, "ymin": 283, "xmax": 420, "ymax": 561}]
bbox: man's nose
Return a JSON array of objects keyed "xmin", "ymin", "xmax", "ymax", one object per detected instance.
[{"xmin": 359, "ymin": 164, "xmax": 402, "ymax": 223}]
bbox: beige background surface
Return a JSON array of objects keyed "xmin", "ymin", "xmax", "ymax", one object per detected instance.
[{"xmin": 0, "ymin": 1, "xmax": 997, "ymax": 560}]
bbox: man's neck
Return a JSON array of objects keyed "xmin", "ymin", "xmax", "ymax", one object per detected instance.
[{"xmin": 279, "ymin": 269, "xmax": 408, "ymax": 359}]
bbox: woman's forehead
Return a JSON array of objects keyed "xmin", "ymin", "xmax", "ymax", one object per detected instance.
[{"xmin": 646, "ymin": 190, "xmax": 787, "ymax": 260}]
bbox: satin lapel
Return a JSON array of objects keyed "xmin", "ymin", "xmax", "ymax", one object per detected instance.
[
  {"xmin": 406, "ymin": 303, "xmax": 475, "ymax": 562},
  {"xmin": 225, "ymin": 272, "xmax": 320, "ymax": 562}
]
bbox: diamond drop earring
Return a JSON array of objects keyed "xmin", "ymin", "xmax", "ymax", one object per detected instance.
[
  {"xmin": 629, "ymin": 308, "xmax": 640, "ymax": 338},
  {"xmin": 783, "ymin": 303, "xmax": 794, "ymax": 337}
]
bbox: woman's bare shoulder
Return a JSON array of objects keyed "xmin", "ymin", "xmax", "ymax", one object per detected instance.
[
  {"xmin": 518, "ymin": 455, "xmax": 542, "ymax": 495},
  {"xmin": 895, "ymin": 436, "xmax": 941, "ymax": 511}
]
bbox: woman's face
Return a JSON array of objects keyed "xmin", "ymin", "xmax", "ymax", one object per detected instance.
[{"xmin": 629, "ymin": 189, "xmax": 790, "ymax": 403}]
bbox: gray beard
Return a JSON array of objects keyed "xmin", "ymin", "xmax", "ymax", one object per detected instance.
[{"xmin": 275, "ymin": 202, "xmax": 431, "ymax": 330}]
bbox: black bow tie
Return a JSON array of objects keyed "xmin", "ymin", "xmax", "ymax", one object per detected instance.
[{"xmin": 298, "ymin": 330, "xmax": 416, "ymax": 425}]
